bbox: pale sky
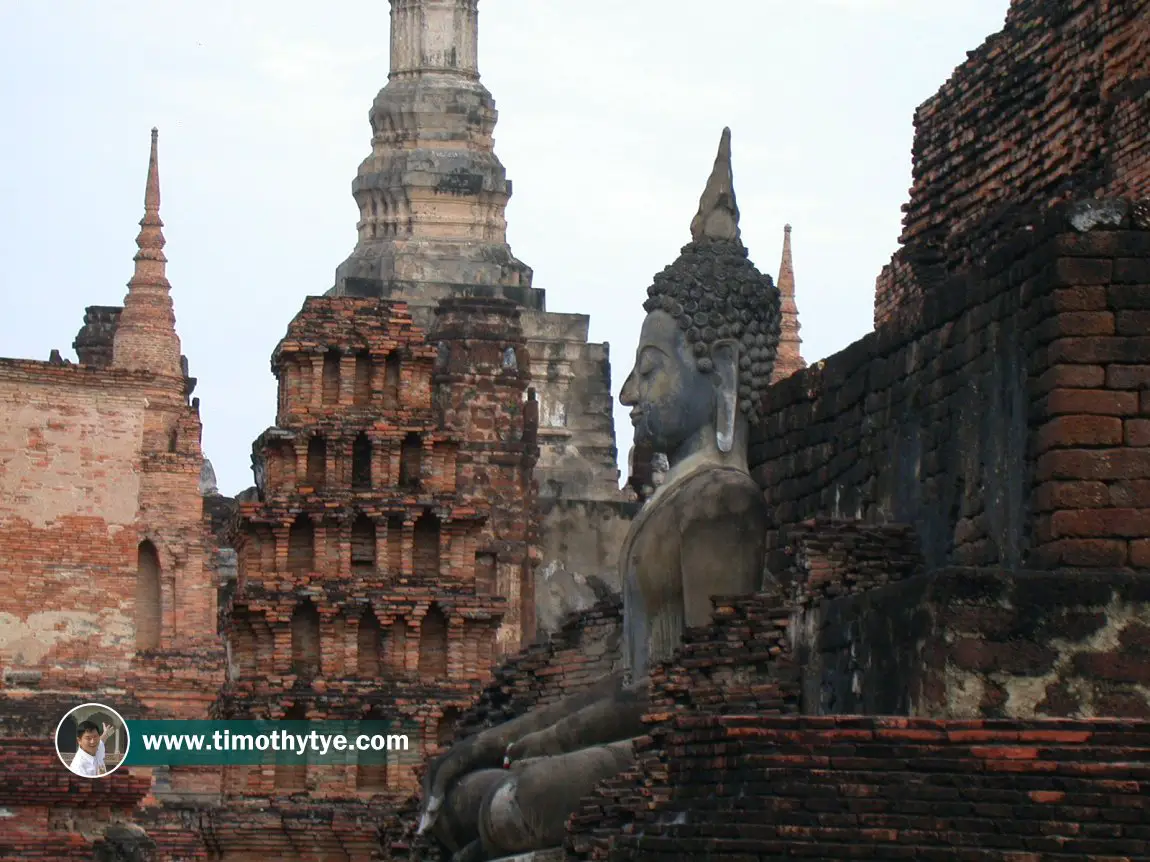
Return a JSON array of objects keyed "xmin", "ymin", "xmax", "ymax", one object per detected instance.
[{"xmin": 0, "ymin": 0, "xmax": 1011, "ymax": 496}]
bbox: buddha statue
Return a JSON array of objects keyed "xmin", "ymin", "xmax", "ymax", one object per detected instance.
[{"xmin": 414, "ymin": 128, "xmax": 781, "ymax": 862}]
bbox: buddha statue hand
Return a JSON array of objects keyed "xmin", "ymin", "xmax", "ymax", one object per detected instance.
[{"xmin": 418, "ymin": 672, "xmax": 628, "ymax": 836}]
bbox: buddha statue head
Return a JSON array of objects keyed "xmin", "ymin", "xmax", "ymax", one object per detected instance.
[{"xmin": 620, "ymin": 128, "xmax": 781, "ymax": 472}]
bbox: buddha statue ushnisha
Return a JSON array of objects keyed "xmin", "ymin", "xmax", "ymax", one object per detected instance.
[{"xmin": 415, "ymin": 128, "xmax": 781, "ymax": 862}]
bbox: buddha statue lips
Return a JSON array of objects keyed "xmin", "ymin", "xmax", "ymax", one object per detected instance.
[{"xmin": 414, "ymin": 127, "xmax": 780, "ymax": 862}]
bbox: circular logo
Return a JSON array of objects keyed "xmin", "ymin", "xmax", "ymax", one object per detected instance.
[{"xmin": 55, "ymin": 703, "xmax": 130, "ymax": 778}]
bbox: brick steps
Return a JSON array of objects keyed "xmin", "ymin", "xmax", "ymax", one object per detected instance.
[{"xmin": 599, "ymin": 717, "xmax": 1150, "ymax": 862}]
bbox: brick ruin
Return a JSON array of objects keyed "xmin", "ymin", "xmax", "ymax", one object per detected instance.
[
  {"xmin": 198, "ymin": 294, "xmax": 540, "ymax": 858},
  {"xmin": 1, "ymin": 0, "xmax": 1148, "ymax": 860},
  {"xmin": 0, "ymin": 130, "xmax": 220, "ymax": 858},
  {"xmin": 873, "ymin": 0, "xmax": 1148, "ymax": 326}
]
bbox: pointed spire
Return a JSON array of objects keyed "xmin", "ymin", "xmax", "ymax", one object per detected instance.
[
  {"xmin": 112, "ymin": 128, "xmax": 184, "ymax": 378},
  {"xmin": 135, "ymin": 127, "xmax": 167, "ymax": 270},
  {"xmin": 772, "ymin": 224, "xmax": 806, "ymax": 383},
  {"xmin": 690, "ymin": 127, "xmax": 741, "ymax": 244}
]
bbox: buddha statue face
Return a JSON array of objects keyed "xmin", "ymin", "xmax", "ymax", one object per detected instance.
[
  {"xmin": 620, "ymin": 310, "xmax": 742, "ymax": 464},
  {"xmin": 620, "ymin": 310, "xmax": 716, "ymax": 459}
]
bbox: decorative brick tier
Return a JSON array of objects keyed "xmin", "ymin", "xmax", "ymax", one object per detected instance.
[
  {"xmin": 197, "ymin": 802, "xmax": 388, "ymax": 861},
  {"xmin": 592, "ymin": 715, "xmax": 1150, "ymax": 862}
]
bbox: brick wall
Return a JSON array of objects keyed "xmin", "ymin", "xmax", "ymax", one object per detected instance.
[
  {"xmin": 752, "ymin": 198, "xmax": 1150, "ymax": 574},
  {"xmin": 217, "ymin": 296, "xmax": 539, "ymax": 858},
  {"xmin": 598, "ymin": 715, "xmax": 1150, "ymax": 862},
  {"xmin": 874, "ymin": 0, "xmax": 1149, "ymax": 325},
  {"xmin": 0, "ymin": 359, "xmax": 223, "ymax": 715},
  {"xmin": 0, "ymin": 739, "xmax": 205, "ymax": 861},
  {"xmin": 803, "ymin": 567, "xmax": 1150, "ymax": 720},
  {"xmin": 772, "ymin": 517, "xmax": 925, "ymax": 601}
]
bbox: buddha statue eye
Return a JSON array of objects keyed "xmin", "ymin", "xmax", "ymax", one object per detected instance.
[{"xmin": 637, "ymin": 350, "xmax": 659, "ymax": 376}]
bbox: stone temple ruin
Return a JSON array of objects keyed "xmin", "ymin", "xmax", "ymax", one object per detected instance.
[{"xmin": 0, "ymin": 0, "xmax": 1148, "ymax": 860}]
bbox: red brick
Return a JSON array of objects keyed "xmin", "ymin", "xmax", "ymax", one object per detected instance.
[
  {"xmin": 1114, "ymin": 259, "xmax": 1150, "ymax": 284},
  {"xmin": 1049, "ymin": 287, "xmax": 1108, "ymax": 312},
  {"xmin": 1034, "ymin": 480, "xmax": 1109, "ymax": 510},
  {"xmin": 950, "ymin": 639, "xmax": 1057, "ymax": 674},
  {"xmin": 1041, "ymin": 311, "xmax": 1115, "ymax": 339},
  {"xmin": 1037, "ymin": 539, "xmax": 1128, "ymax": 567},
  {"xmin": 1109, "ymin": 480, "xmax": 1150, "ymax": 507},
  {"xmin": 1131, "ymin": 539, "xmax": 1150, "ymax": 567},
  {"xmin": 1105, "ymin": 364, "xmax": 1150, "ymax": 389},
  {"xmin": 1047, "ymin": 337, "xmax": 1150, "ymax": 364},
  {"xmin": 1119, "ymin": 622, "xmax": 1150, "ymax": 654},
  {"xmin": 1043, "ymin": 388, "xmax": 1138, "ymax": 416},
  {"xmin": 1116, "ymin": 310, "xmax": 1150, "ymax": 336},
  {"xmin": 1035, "ymin": 364, "xmax": 1106, "ymax": 392},
  {"xmin": 1110, "ymin": 284, "xmax": 1150, "ymax": 309},
  {"xmin": 1051, "ymin": 508, "xmax": 1150, "ymax": 538},
  {"xmin": 1073, "ymin": 652, "xmax": 1150, "ymax": 685},
  {"xmin": 1036, "ymin": 448, "xmax": 1150, "ymax": 480},
  {"xmin": 1051, "ymin": 258, "xmax": 1113, "ymax": 287},
  {"xmin": 1126, "ymin": 419, "xmax": 1150, "ymax": 446},
  {"xmin": 1035, "ymin": 416, "xmax": 1123, "ymax": 451}
]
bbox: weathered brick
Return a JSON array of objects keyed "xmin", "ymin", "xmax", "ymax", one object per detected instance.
[
  {"xmin": 1049, "ymin": 287, "xmax": 1108, "ymax": 312},
  {"xmin": 1113, "ymin": 258, "xmax": 1150, "ymax": 284},
  {"xmin": 1130, "ymin": 538, "xmax": 1150, "ymax": 567},
  {"xmin": 1051, "ymin": 258, "xmax": 1114, "ymax": 287},
  {"xmin": 1073, "ymin": 652, "xmax": 1150, "ymax": 685},
  {"xmin": 1036, "ymin": 448, "xmax": 1150, "ymax": 481},
  {"xmin": 1040, "ymin": 311, "xmax": 1115, "ymax": 339},
  {"xmin": 1051, "ymin": 508, "xmax": 1150, "ymax": 538},
  {"xmin": 1035, "ymin": 416, "xmax": 1123, "ymax": 451},
  {"xmin": 1048, "ymin": 337, "xmax": 1150, "ymax": 364},
  {"xmin": 1115, "ymin": 310, "xmax": 1150, "ymax": 336},
  {"xmin": 1108, "ymin": 480, "xmax": 1150, "ymax": 507},
  {"xmin": 1033, "ymin": 481, "xmax": 1109, "ymax": 511},
  {"xmin": 950, "ymin": 639, "xmax": 1057, "ymax": 674},
  {"xmin": 1104, "ymin": 364, "xmax": 1150, "ymax": 389},
  {"xmin": 1125, "ymin": 419, "xmax": 1150, "ymax": 446},
  {"xmin": 1041, "ymin": 539, "xmax": 1128, "ymax": 567},
  {"xmin": 1109, "ymin": 284, "xmax": 1150, "ymax": 309},
  {"xmin": 1035, "ymin": 363, "xmax": 1106, "ymax": 392}
]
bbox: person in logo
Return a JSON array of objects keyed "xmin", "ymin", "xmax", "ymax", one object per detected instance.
[{"xmin": 69, "ymin": 719, "xmax": 115, "ymax": 777}]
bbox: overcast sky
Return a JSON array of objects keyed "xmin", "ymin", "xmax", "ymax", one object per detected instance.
[{"xmin": 0, "ymin": 0, "xmax": 1011, "ymax": 496}]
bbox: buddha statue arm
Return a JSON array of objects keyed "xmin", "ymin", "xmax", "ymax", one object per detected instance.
[{"xmin": 504, "ymin": 680, "xmax": 647, "ymax": 762}]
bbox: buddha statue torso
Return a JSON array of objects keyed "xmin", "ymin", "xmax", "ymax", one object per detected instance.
[{"xmin": 621, "ymin": 460, "xmax": 767, "ymax": 681}]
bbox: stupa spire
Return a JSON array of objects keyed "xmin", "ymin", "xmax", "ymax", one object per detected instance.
[
  {"xmin": 330, "ymin": 0, "xmax": 536, "ymax": 322},
  {"xmin": 112, "ymin": 128, "xmax": 184, "ymax": 378},
  {"xmin": 771, "ymin": 224, "xmax": 806, "ymax": 382},
  {"xmin": 136, "ymin": 127, "xmax": 166, "ymax": 269},
  {"xmin": 389, "ymin": 0, "xmax": 480, "ymax": 79}
]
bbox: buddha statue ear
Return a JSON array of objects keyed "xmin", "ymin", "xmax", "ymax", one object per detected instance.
[{"xmin": 711, "ymin": 339, "xmax": 739, "ymax": 453}]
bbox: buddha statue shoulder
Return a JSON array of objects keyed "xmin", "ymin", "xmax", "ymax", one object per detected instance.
[{"xmin": 414, "ymin": 128, "xmax": 782, "ymax": 862}]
